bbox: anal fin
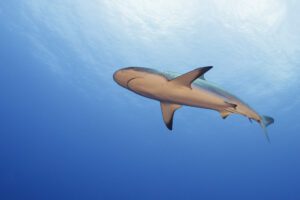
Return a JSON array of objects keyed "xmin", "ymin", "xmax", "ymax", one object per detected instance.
[
  {"xmin": 160, "ymin": 102, "xmax": 181, "ymax": 130},
  {"xmin": 220, "ymin": 110, "xmax": 231, "ymax": 119}
]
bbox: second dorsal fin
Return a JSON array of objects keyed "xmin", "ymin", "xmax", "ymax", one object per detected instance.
[{"xmin": 170, "ymin": 66, "xmax": 213, "ymax": 88}]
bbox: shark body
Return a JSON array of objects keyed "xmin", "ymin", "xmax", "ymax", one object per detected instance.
[{"xmin": 113, "ymin": 66, "xmax": 274, "ymax": 140}]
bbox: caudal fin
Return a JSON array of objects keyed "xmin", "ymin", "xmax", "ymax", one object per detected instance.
[
  {"xmin": 261, "ymin": 115, "xmax": 274, "ymax": 127},
  {"xmin": 260, "ymin": 115, "xmax": 274, "ymax": 142}
]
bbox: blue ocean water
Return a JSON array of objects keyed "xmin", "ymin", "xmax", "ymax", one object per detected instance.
[{"xmin": 1, "ymin": 1, "xmax": 300, "ymax": 199}]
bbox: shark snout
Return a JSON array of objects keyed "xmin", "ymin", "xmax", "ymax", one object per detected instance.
[
  {"xmin": 113, "ymin": 69, "xmax": 121, "ymax": 82},
  {"xmin": 113, "ymin": 69, "xmax": 127, "ymax": 88}
]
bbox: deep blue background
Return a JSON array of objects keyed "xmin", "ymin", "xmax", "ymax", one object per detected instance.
[{"xmin": 1, "ymin": 1, "xmax": 300, "ymax": 199}]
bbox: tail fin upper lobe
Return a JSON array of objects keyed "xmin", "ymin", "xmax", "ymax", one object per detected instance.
[{"xmin": 261, "ymin": 115, "xmax": 274, "ymax": 127}]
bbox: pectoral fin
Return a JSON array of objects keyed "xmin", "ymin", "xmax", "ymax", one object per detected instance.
[
  {"xmin": 170, "ymin": 66, "xmax": 213, "ymax": 88},
  {"xmin": 160, "ymin": 102, "xmax": 181, "ymax": 130}
]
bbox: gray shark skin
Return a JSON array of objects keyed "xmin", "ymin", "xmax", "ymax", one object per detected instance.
[{"xmin": 113, "ymin": 66, "xmax": 274, "ymax": 141}]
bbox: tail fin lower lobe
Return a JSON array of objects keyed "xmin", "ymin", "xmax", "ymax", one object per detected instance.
[{"xmin": 260, "ymin": 115, "xmax": 274, "ymax": 143}]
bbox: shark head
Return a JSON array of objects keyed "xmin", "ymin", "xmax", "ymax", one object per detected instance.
[
  {"xmin": 113, "ymin": 67, "xmax": 165, "ymax": 89},
  {"xmin": 113, "ymin": 67, "xmax": 145, "ymax": 89}
]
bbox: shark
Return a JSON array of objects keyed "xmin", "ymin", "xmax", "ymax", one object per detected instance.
[{"xmin": 113, "ymin": 66, "xmax": 274, "ymax": 141}]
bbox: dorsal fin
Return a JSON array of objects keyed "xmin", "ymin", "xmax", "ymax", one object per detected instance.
[
  {"xmin": 170, "ymin": 66, "xmax": 213, "ymax": 88},
  {"xmin": 160, "ymin": 102, "xmax": 181, "ymax": 130}
]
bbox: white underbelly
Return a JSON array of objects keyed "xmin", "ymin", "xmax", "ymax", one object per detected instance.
[
  {"xmin": 165, "ymin": 87, "xmax": 227, "ymax": 110},
  {"xmin": 128, "ymin": 78, "xmax": 227, "ymax": 111}
]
